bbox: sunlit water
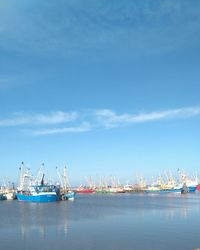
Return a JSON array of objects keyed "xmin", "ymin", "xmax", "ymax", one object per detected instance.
[{"xmin": 1, "ymin": 193, "xmax": 200, "ymax": 250}]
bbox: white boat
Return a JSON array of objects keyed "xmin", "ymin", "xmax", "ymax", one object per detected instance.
[
  {"xmin": 4, "ymin": 191, "xmax": 16, "ymax": 200},
  {"xmin": 123, "ymin": 184, "xmax": 134, "ymax": 192}
]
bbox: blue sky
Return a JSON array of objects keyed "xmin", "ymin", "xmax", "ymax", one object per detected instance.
[{"xmin": 0, "ymin": 0, "xmax": 200, "ymax": 185}]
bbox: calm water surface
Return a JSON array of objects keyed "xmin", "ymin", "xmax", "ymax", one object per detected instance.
[{"xmin": 1, "ymin": 193, "xmax": 200, "ymax": 250}]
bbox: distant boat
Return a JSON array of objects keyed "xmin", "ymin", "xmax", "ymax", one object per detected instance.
[
  {"xmin": 0, "ymin": 181, "xmax": 16, "ymax": 200},
  {"xmin": 95, "ymin": 188, "xmax": 111, "ymax": 193},
  {"xmin": 75, "ymin": 186, "xmax": 95, "ymax": 193},
  {"xmin": 178, "ymin": 170, "xmax": 197, "ymax": 192},
  {"xmin": 143, "ymin": 185, "xmax": 161, "ymax": 193},
  {"xmin": 4, "ymin": 191, "xmax": 16, "ymax": 200},
  {"xmin": 196, "ymin": 185, "xmax": 200, "ymax": 191},
  {"xmin": 144, "ymin": 185, "xmax": 182, "ymax": 194},
  {"xmin": 0, "ymin": 193, "xmax": 6, "ymax": 200},
  {"xmin": 0, "ymin": 189, "xmax": 16, "ymax": 200},
  {"xmin": 108, "ymin": 187, "xmax": 125, "ymax": 193},
  {"xmin": 184, "ymin": 181, "xmax": 197, "ymax": 192},
  {"xmin": 61, "ymin": 190, "xmax": 75, "ymax": 201},
  {"xmin": 159, "ymin": 187, "xmax": 182, "ymax": 193},
  {"xmin": 123, "ymin": 184, "xmax": 134, "ymax": 192},
  {"xmin": 56, "ymin": 166, "xmax": 76, "ymax": 200}
]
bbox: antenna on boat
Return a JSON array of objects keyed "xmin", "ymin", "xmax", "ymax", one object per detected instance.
[{"xmin": 41, "ymin": 174, "xmax": 45, "ymax": 185}]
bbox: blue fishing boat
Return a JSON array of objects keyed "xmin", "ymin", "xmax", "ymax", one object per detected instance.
[
  {"xmin": 16, "ymin": 162, "xmax": 59, "ymax": 202},
  {"xmin": 16, "ymin": 185, "xmax": 59, "ymax": 202}
]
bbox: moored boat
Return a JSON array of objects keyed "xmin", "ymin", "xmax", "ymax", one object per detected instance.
[
  {"xmin": 144, "ymin": 183, "xmax": 182, "ymax": 194},
  {"xmin": 0, "ymin": 193, "xmax": 6, "ymax": 200},
  {"xmin": 196, "ymin": 185, "xmax": 200, "ymax": 191},
  {"xmin": 75, "ymin": 187, "xmax": 95, "ymax": 193},
  {"xmin": 4, "ymin": 191, "xmax": 16, "ymax": 200},
  {"xmin": 95, "ymin": 188, "xmax": 111, "ymax": 193},
  {"xmin": 16, "ymin": 162, "xmax": 59, "ymax": 202},
  {"xmin": 187, "ymin": 185, "xmax": 197, "ymax": 192},
  {"xmin": 159, "ymin": 187, "xmax": 182, "ymax": 193},
  {"xmin": 61, "ymin": 190, "xmax": 75, "ymax": 200},
  {"xmin": 56, "ymin": 166, "xmax": 76, "ymax": 200},
  {"xmin": 16, "ymin": 185, "xmax": 58, "ymax": 202},
  {"xmin": 108, "ymin": 187, "xmax": 125, "ymax": 193},
  {"xmin": 178, "ymin": 170, "xmax": 198, "ymax": 192},
  {"xmin": 143, "ymin": 185, "xmax": 161, "ymax": 193},
  {"xmin": 123, "ymin": 184, "xmax": 134, "ymax": 192}
]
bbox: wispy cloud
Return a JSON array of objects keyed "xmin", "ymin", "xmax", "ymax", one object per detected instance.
[
  {"xmin": 0, "ymin": 111, "xmax": 78, "ymax": 126},
  {"xmin": 0, "ymin": 106, "xmax": 200, "ymax": 135},
  {"xmin": 31, "ymin": 122, "xmax": 91, "ymax": 136},
  {"xmin": 94, "ymin": 106, "xmax": 200, "ymax": 128}
]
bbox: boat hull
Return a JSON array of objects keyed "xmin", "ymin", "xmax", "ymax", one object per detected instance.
[
  {"xmin": 75, "ymin": 189, "xmax": 95, "ymax": 194},
  {"xmin": 16, "ymin": 193, "xmax": 58, "ymax": 202},
  {"xmin": 159, "ymin": 188, "xmax": 182, "ymax": 193},
  {"xmin": 188, "ymin": 186, "xmax": 196, "ymax": 192},
  {"xmin": 196, "ymin": 185, "xmax": 200, "ymax": 191},
  {"xmin": 5, "ymin": 192, "xmax": 15, "ymax": 200},
  {"xmin": 145, "ymin": 188, "xmax": 182, "ymax": 194}
]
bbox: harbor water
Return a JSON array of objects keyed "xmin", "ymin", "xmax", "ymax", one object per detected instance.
[{"xmin": 1, "ymin": 193, "xmax": 200, "ymax": 250}]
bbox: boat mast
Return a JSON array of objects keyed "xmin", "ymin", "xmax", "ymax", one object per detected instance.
[
  {"xmin": 63, "ymin": 166, "xmax": 70, "ymax": 191},
  {"xmin": 56, "ymin": 166, "xmax": 70, "ymax": 191},
  {"xmin": 56, "ymin": 166, "xmax": 63, "ymax": 188},
  {"xmin": 35, "ymin": 163, "xmax": 45, "ymax": 185}
]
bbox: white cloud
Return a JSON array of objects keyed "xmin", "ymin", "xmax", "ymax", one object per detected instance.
[
  {"xmin": 0, "ymin": 111, "xmax": 78, "ymax": 126},
  {"xmin": 33, "ymin": 111, "xmax": 78, "ymax": 125},
  {"xmin": 94, "ymin": 107, "xmax": 200, "ymax": 128},
  {"xmin": 31, "ymin": 122, "xmax": 91, "ymax": 136},
  {"xmin": 1, "ymin": 106, "xmax": 200, "ymax": 135}
]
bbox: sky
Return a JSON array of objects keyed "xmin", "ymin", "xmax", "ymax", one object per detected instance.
[{"xmin": 0, "ymin": 0, "xmax": 200, "ymax": 185}]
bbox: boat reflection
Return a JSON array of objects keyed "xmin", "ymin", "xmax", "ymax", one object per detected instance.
[
  {"xmin": 18, "ymin": 202, "xmax": 69, "ymax": 240},
  {"xmin": 130, "ymin": 193, "xmax": 200, "ymax": 221}
]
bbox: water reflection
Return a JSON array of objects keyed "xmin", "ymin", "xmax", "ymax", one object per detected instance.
[
  {"xmin": 18, "ymin": 202, "xmax": 69, "ymax": 239},
  {"xmin": 1, "ymin": 193, "xmax": 200, "ymax": 250},
  {"xmin": 133, "ymin": 192, "xmax": 200, "ymax": 220}
]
